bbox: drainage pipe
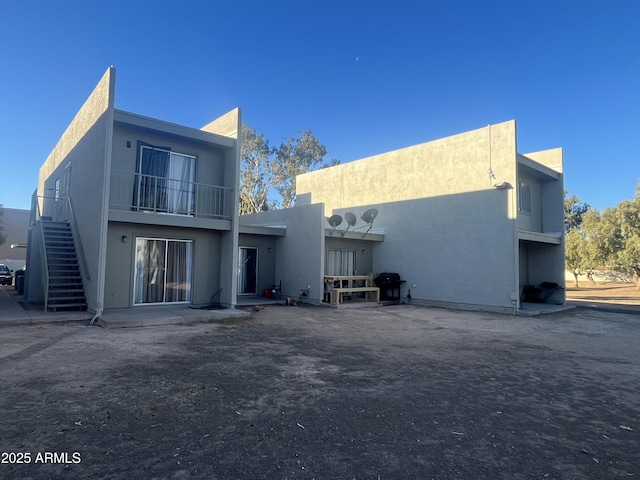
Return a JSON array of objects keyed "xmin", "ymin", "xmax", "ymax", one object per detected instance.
[{"xmin": 89, "ymin": 302, "xmax": 103, "ymax": 326}]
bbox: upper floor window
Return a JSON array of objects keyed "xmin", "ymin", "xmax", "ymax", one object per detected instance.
[
  {"xmin": 134, "ymin": 144, "xmax": 197, "ymax": 215},
  {"xmin": 518, "ymin": 181, "xmax": 531, "ymax": 215}
]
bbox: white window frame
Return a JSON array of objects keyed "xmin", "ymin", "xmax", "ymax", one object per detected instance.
[
  {"xmin": 518, "ymin": 181, "xmax": 532, "ymax": 215},
  {"xmin": 133, "ymin": 237, "xmax": 193, "ymax": 305}
]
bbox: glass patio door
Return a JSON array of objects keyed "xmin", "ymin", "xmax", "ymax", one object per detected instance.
[
  {"xmin": 238, "ymin": 247, "xmax": 258, "ymax": 295},
  {"xmin": 326, "ymin": 250, "xmax": 357, "ymax": 277},
  {"xmin": 134, "ymin": 237, "xmax": 193, "ymax": 304}
]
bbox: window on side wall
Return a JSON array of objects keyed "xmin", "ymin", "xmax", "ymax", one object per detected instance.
[{"xmin": 518, "ymin": 181, "xmax": 531, "ymax": 215}]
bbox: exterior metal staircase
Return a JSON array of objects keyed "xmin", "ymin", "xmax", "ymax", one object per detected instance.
[{"xmin": 41, "ymin": 220, "xmax": 87, "ymax": 312}]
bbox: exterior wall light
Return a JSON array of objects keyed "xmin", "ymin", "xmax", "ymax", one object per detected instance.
[{"xmin": 122, "ymin": 236, "xmax": 128, "ymax": 243}]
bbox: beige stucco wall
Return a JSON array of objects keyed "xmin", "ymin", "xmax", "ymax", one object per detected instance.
[
  {"xmin": 104, "ymin": 223, "xmax": 223, "ymax": 309},
  {"xmin": 240, "ymin": 203, "xmax": 326, "ymax": 303},
  {"xmin": 296, "ymin": 121, "xmax": 523, "ymax": 312},
  {"xmin": 524, "ymin": 148, "xmax": 563, "ymax": 174},
  {"xmin": 202, "ymin": 108, "xmax": 242, "ymax": 307},
  {"xmin": 38, "ymin": 67, "xmax": 115, "ymax": 201},
  {"xmin": 29, "ymin": 67, "xmax": 115, "ymax": 312},
  {"xmin": 201, "ymin": 108, "xmax": 241, "ymax": 139},
  {"xmin": 297, "ymin": 121, "xmax": 518, "ymax": 216}
]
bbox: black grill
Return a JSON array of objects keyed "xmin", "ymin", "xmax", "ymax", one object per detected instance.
[{"xmin": 374, "ymin": 273, "xmax": 405, "ymax": 301}]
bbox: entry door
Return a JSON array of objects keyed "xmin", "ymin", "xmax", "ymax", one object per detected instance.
[{"xmin": 238, "ymin": 247, "xmax": 258, "ymax": 294}]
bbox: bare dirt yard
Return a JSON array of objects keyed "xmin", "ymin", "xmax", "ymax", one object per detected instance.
[
  {"xmin": 566, "ymin": 282, "xmax": 640, "ymax": 307},
  {"xmin": 1, "ymin": 296, "xmax": 639, "ymax": 479}
]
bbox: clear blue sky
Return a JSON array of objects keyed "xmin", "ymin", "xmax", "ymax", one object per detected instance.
[{"xmin": 1, "ymin": 0, "xmax": 638, "ymax": 212}]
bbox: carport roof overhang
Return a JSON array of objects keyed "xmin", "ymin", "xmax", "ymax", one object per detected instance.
[
  {"xmin": 114, "ymin": 109, "xmax": 237, "ymax": 149},
  {"xmin": 517, "ymin": 155, "xmax": 561, "ymax": 181},
  {"xmin": 239, "ymin": 225, "xmax": 286, "ymax": 236},
  {"xmin": 519, "ymin": 230, "xmax": 562, "ymax": 244},
  {"xmin": 325, "ymin": 229, "xmax": 384, "ymax": 241}
]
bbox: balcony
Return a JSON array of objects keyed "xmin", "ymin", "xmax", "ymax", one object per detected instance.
[{"xmin": 109, "ymin": 170, "xmax": 233, "ymax": 221}]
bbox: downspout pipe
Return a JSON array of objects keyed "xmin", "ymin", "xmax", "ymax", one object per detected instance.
[{"xmin": 89, "ymin": 302, "xmax": 103, "ymax": 326}]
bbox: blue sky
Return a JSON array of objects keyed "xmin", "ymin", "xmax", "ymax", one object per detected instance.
[{"xmin": 1, "ymin": 0, "xmax": 638, "ymax": 212}]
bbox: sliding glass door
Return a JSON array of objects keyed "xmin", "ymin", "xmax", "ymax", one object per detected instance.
[
  {"xmin": 134, "ymin": 237, "xmax": 193, "ymax": 305},
  {"xmin": 136, "ymin": 145, "xmax": 196, "ymax": 215},
  {"xmin": 326, "ymin": 249, "xmax": 357, "ymax": 277}
]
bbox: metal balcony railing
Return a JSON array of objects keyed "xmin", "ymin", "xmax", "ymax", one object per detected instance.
[{"xmin": 109, "ymin": 170, "xmax": 233, "ymax": 220}]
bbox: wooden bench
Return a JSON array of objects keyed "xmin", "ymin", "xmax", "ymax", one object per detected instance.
[{"xmin": 330, "ymin": 287, "xmax": 380, "ymax": 305}]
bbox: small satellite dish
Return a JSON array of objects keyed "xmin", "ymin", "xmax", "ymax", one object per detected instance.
[
  {"xmin": 345, "ymin": 212, "xmax": 357, "ymax": 226},
  {"xmin": 360, "ymin": 209, "xmax": 378, "ymax": 237},
  {"xmin": 361, "ymin": 209, "xmax": 378, "ymax": 224},
  {"xmin": 341, "ymin": 212, "xmax": 357, "ymax": 237},
  {"xmin": 327, "ymin": 214, "xmax": 343, "ymax": 229}
]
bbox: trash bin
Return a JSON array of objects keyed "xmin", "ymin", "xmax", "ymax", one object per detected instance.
[{"xmin": 15, "ymin": 269, "xmax": 25, "ymax": 294}]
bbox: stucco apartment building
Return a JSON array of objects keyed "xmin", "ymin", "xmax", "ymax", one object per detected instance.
[
  {"xmin": 25, "ymin": 67, "xmax": 564, "ymax": 316},
  {"xmin": 25, "ymin": 67, "xmax": 242, "ymax": 315},
  {"xmin": 240, "ymin": 120, "xmax": 565, "ymax": 314}
]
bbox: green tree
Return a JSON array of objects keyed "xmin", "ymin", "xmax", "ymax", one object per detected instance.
[
  {"xmin": 240, "ymin": 124, "xmax": 338, "ymax": 214},
  {"xmin": 564, "ymin": 192, "xmax": 592, "ymax": 286},
  {"xmin": 564, "ymin": 190, "xmax": 590, "ymax": 233},
  {"xmin": 273, "ymin": 131, "xmax": 329, "ymax": 209},
  {"xmin": 239, "ymin": 124, "xmax": 274, "ymax": 215},
  {"xmin": 607, "ymin": 189, "xmax": 640, "ymax": 287},
  {"xmin": 582, "ymin": 209, "xmax": 619, "ymax": 278},
  {"xmin": 564, "ymin": 186, "xmax": 640, "ymax": 288},
  {"xmin": 565, "ymin": 228, "xmax": 589, "ymax": 287}
]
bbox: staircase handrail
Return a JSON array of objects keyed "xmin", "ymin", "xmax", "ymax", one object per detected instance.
[
  {"xmin": 35, "ymin": 201, "xmax": 50, "ymax": 312},
  {"xmin": 65, "ymin": 196, "xmax": 90, "ymax": 281}
]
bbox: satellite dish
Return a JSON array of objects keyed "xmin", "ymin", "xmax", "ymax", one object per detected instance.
[
  {"xmin": 361, "ymin": 209, "xmax": 378, "ymax": 224},
  {"xmin": 341, "ymin": 212, "xmax": 357, "ymax": 236},
  {"xmin": 345, "ymin": 212, "xmax": 357, "ymax": 226},
  {"xmin": 360, "ymin": 209, "xmax": 378, "ymax": 237},
  {"xmin": 327, "ymin": 214, "xmax": 343, "ymax": 229}
]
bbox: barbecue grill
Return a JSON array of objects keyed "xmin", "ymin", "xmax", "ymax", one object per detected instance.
[{"xmin": 373, "ymin": 272, "xmax": 405, "ymax": 301}]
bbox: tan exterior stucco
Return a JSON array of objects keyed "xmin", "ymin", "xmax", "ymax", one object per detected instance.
[
  {"xmin": 297, "ymin": 121, "xmax": 517, "ymax": 215},
  {"xmin": 291, "ymin": 120, "xmax": 565, "ymax": 313},
  {"xmin": 26, "ymin": 67, "xmax": 243, "ymax": 313}
]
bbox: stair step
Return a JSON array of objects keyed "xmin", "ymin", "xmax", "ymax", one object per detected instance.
[
  {"xmin": 48, "ymin": 303, "xmax": 88, "ymax": 312},
  {"xmin": 49, "ymin": 296, "xmax": 87, "ymax": 303},
  {"xmin": 42, "ymin": 220, "xmax": 87, "ymax": 313}
]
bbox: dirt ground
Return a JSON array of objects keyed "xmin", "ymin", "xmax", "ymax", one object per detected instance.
[
  {"xmin": 566, "ymin": 282, "xmax": 640, "ymax": 306},
  {"xmin": 1, "ymin": 291, "xmax": 639, "ymax": 479}
]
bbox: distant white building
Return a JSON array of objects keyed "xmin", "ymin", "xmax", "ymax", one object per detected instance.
[{"xmin": 0, "ymin": 207, "xmax": 30, "ymax": 273}]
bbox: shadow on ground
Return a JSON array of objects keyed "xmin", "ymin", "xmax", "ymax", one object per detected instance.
[{"xmin": 0, "ymin": 302, "xmax": 638, "ymax": 479}]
